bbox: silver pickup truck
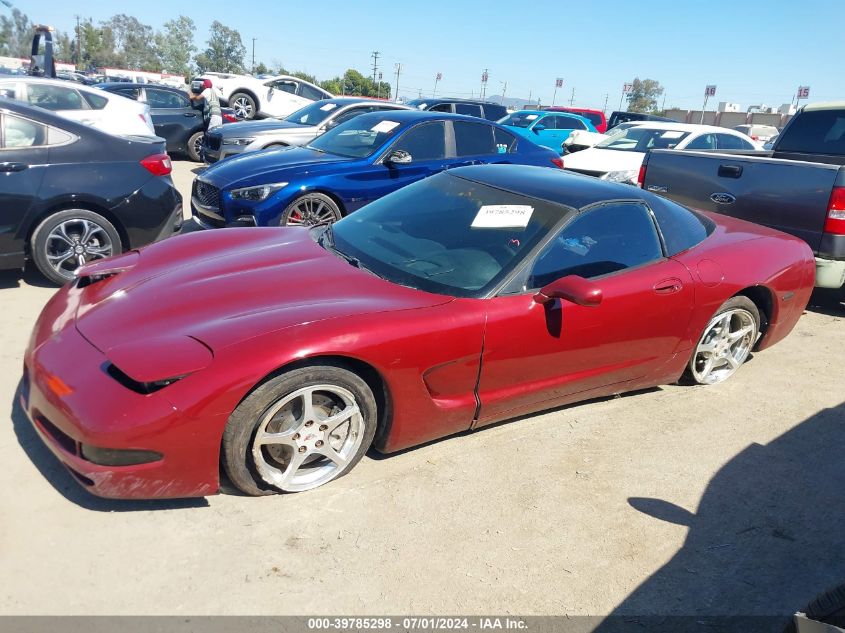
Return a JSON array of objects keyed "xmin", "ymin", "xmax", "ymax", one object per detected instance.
[{"xmin": 640, "ymin": 102, "xmax": 845, "ymax": 289}]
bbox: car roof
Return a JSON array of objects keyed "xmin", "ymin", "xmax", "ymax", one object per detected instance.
[
  {"xmin": 803, "ymin": 101, "xmax": 845, "ymax": 112},
  {"xmin": 619, "ymin": 122, "xmax": 735, "ymax": 133},
  {"xmin": 0, "ymin": 96, "xmax": 101, "ymax": 132},
  {"xmin": 451, "ymin": 164, "xmax": 658, "ymax": 211},
  {"xmin": 342, "ymin": 109, "xmax": 495, "ymax": 124},
  {"xmin": 510, "ymin": 109, "xmax": 592, "ymax": 123},
  {"xmin": 407, "ymin": 97, "xmax": 502, "ymax": 107},
  {"xmin": 323, "ymin": 97, "xmax": 408, "ymax": 107}
]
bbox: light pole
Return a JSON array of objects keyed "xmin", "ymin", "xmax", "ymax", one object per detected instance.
[
  {"xmin": 480, "ymin": 69, "xmax": 488, "ymax": 100},
  {"xmin": 433, "ymin": 72, "xmax": 441, "ymax": 97},
  {"xmin": 251, "ymin": 38, "xmax": 256, "ymax": 74},
  {"xmin": 394, "ymin": 63, "xmax": 402, "ymax": 102},
  {"xmin": 500, "ymin": 80, "xmax": 507, "ymax": 103}
]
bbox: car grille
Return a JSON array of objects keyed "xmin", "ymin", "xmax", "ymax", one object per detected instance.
[
  {"xmin": 193, "ymin": 180, "xmax": 220, "ymax": 208},
  {"xmin": 205, "ymin": 134, "xmax": 222, "ymax": 151}
]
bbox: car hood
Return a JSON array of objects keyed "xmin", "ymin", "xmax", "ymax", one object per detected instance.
[
  {"xmin": 563, "ymin": 147, "xmax": 644, "ymax": 174},
  {"xmin": 199, "ymin": 146, "xmax": 353, "ymax": 189},
  {"xmin": 218, "ymin": 119, "xmax": 308, "ymax": 136},
  {"xmin": 74, "ymin": 228, "xmax": 452, "ymax": 352}
]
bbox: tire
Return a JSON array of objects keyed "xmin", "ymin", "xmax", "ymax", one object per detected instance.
[
  {"xmin": 230, "ymin": 92, "xmax": 257, "ymax": 120},
  {"xmin": 280, "ymin": 193, "xmax": 342, "ymax": 227},
  {"xmin": 686, "ymin": 296, "xmax": 760, "ymax": 385},
  {"xmin": 222, "ymin": 365, "xmax": 378, "ymax": 496},
  {"xmin": 187, "ymin": 130, "xmax": 204, "ymax": 162},
  {"xmin": 31, "ymin": 209, "xmax": 122, "ymax": 285},
  {"xmin": 783, "ymin": 583, "xmax": 845, "ymax": 633}
]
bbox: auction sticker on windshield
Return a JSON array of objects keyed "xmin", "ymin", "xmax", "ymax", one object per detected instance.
[
  {"xmin": 660, "ymin": 131, "xmax": 685, "ymax": 139},
  {"xmin": 471, "ymin": 205, "xmax": 534, "ymax": 228},
  {"xmin": 320, "ymin": 103, "xmax": 339, "ymax": 111},
  {"xmin": 371, "ymin": 120, "xmax": 400, "ymax": 133}
]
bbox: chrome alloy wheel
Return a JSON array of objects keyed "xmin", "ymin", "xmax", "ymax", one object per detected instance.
[
  {"xmin": 284, "ymin": 195, "xmax": 341, "ymax": 226},
  {"xmin": 251, "ymin": 385, "xmax": 365, "ymax": 492},
  {"xmin": 45, "ymin": 219, "xmax": 114, "ymax": 278},
  {"xmin": 690, "ymin": 308, "xmax": 758, "ymax": 385},
  {"xmin": 232, "ymin": 96, "xmax": 254, "ymax": 118}
]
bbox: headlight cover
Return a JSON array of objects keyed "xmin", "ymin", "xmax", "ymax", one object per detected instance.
[
  {"xmin": 601, "ymin": 169, "xmax": 639, "ymax": 185},
  {"xmin": 223, "ymin": 137, "xmax": 256, "ymax": 146},
  {"xmin": 230, "ymin": 182, "xmax": 289, "ymax": 201}
]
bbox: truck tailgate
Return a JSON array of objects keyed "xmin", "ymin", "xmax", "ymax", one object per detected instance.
[{"xmin": 643, "ymin": 149, "xmax": 841, "ymax": 251}]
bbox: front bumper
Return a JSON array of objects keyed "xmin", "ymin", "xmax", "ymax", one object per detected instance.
[
  {"xmin": 815, "ymin": 257, "xmax": 845, "ymax": 289},
  {"xmin": 202, "ymin": 143, "xmax": 247, "ymax": 164},
  {"xmin": 22, "ymin": 289, "xmax": 222, "ymax": 499}
]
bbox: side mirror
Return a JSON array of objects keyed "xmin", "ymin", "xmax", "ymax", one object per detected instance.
[
  {"xmin": 532, "ymin": 124, "xmax": 546, "ymax": 134},
  {"xmin": 533, "ymin": 275, "xmax": 602, "ymax": 307},
  {"xmin": 385, "ymin": 150, "xmax": 412, "ymax": 165}
]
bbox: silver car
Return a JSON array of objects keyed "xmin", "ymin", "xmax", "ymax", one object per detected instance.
[{"xmin": 202, "ymin": 97, "xmax": 411, "ymax": 163}]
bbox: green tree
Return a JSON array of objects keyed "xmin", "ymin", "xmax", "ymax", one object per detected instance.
[
  {"xmin": 0, "ymin": 8, "xmax": 33, "ymax": 58},
  {"xmin": 79, "ymin": 19, "xmax": 119, "ymax": 69},
  {"xmin": 254, "ymin": 61, "xmax": 269, "ymax": 75},
  {"xmin": 194, "ymin": 21, "xmax": 245, "ymax": 73},
  {"xmin": 156, "ymin": 16, "xmax": 195, "ymax": 76},
  {"xmin": 627, "ymin": 77, "xmax": 664, "ymax": 113},
  {"xmin": 104, "ymin": 14, "xmax": 159, "ymax": 70}
]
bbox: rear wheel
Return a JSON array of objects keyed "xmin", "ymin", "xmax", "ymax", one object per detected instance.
[
  {"xmin": 230, "ymin": 92, "xmax": 256, "ymax": 119},
  {"xmin": 187, "ymin": 131, "xmax": 204, "ymax": 162},
  {"xmin": 31, "ymin": 210, "xmax": 121, "ymax": 285},
  {"xmin": 222, "ymin": 366, "xmax": 377, "ymax": 496},
  {"xmin": 687, "ymin": 296, "xmax": 759, "ymax": 385},
  {"xmin": 281, "ymin": 193, "xmax": 342, "ymax": 227}
]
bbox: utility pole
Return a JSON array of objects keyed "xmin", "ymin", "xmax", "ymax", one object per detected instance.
[
  {"xmin": 603, "ymin": 93, "xmax": 609, "ymax": 114},
  {"xmin": 500, "ymin": 81, "xmax": 507, "ymax": 103},
  {"xmin": 393, "ymin": 63, "xmax": 402, "ymax": 102},
  {"xmin": 569, "ymin": 87, "xmax": 575, "ymax": 106},
  {"xmin": 377, "ymin": 71, "xmax": 383, "ymax": 99},
  {"xmin": 371, "ymin": 51, "xmax": 380, "ymax": 87},
  {"xmin": 433, "ymin": 72, "xmax": 441, "ymax": 97},
  {"xmin": 251, "ymin": 38, "xmax": 256, "ymax": 74},
  {"xmin": 527, "ymin": 90, "xmax": 532, "ymax": 108},
  {"xmin": 660, "ymin": 93, "xmax": 666, "ymax": 114},
  {"xmin": 74, "ymin": 14, "xmax": 81, "ymax": 67},
  {"xmin": 480, "ymin": 68, "xmax": 488, "ymax": 100}
]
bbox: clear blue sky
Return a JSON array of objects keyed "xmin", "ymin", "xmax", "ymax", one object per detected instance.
[{"xmin": 14, "ymin": 0, "xmax": 842, "ymax": 110}]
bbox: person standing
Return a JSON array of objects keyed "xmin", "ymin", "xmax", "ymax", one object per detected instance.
[{"xmin": 189, "ymin": 79, "xmax": 222, "ymax": 131}]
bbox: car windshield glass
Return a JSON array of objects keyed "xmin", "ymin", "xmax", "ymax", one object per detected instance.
[
  {"xmin": 307, "ymin": 116, "xmax": 403, "ymax": 158},
  {"xmin": 595, "ymin": 127, "xmax": 690, "ymax": 152},
  {"xmin": 499, "ymin": 112, "xmax": 541, "ymax": 128},
  {"xmin": 776, "ymin": 110, "xmax": 845, "ymax": 155},
  {"xmin": 284, "ymin": 100, "xmax": 340, "ymax": 126},
  {"xmin": 330, "ymin": 172, "xmax": 570, "ymax": 298}
]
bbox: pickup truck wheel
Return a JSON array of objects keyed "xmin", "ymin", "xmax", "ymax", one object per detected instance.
[
  {"xmin": 187, "ymin": 131, "xmax": 204, "ymax": 162},
  {"xmin": 230, "ymin": 92, "xmax": 256, "ymax": 119},
  {"xmin": 686, "ymin": 296, "xmax": 759, "ymax": 385},
  {"xmin": 281, "ymin": 193, "xmax": 342, "ymax": 227}
]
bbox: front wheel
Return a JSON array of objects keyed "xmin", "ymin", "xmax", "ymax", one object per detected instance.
[
  {"xmin": 222, "ymin": 366, "xmax": 378, "ymax": 495},
  {"xmin": 230, "ymin": 92, "xmax": 256, "ymax": 119},
  {"xmin": 187, "ymin": 130, "xmax": 204, "ymax": 162},
  {"xmin": 687, "ymin": 296, "xmax": 760, "ymax": 385},
  {"xmin": 281, "ymin": 193, "xmax": 342, "ymax": 227},
  {"xmin": 30, "ymin": 210, "xmax": 121, "ymax": 285}
]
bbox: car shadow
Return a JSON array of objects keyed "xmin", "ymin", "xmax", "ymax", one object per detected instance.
[
  {"xmin": 806, "ymin": 287, "xmax": 845, "ymax": 317},
  {"xmin": 592, "ymin": 401, "xmax": 845, "ymax": 632},
  {"xmin": 10, "ymin": 384, "xmax": 208, "ymax": 512},
  {"xmin": 0, "ymin": 266, "xmax": 59, "ymax": 290}
]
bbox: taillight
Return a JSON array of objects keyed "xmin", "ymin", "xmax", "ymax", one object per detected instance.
[
  {"xmin": 636, "ymin": 163, "xmax": 646, "ymax": 188},
  {"xmin": 751, "ymin": 135, "xmax": 759, "ymax": 141},
  {"xmin": 824, "ymin": 187, "xmax": 845, "ymax": 235},
  {"xmin": 551, "ymin": 157, "xmax": 564, "ymax": 169},
  {"xmin": 141, "ymin": 153, "xmax": 172, "ymax": 176},
  {"xmin": 222, "ymin": 113, "xmax": 237, "ymax": 123}
]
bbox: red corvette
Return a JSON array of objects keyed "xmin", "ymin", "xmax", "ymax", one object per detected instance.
[{"xmin": 22, "ymin": 165, "xmax": 815, "ymax": 499}]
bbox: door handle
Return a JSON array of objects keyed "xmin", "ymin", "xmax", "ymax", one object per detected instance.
[
  {"xmin": 717, "ymin": 164, "xmax": 743, "ymax": 178},
  {"xmin": 183, "ymin": 112, "xmax": 197, "ymax": 117},
  {"xmin": 653, "ymin": 278, "xmax": 683, "ymax": 294},
  {"xmin": 0, "ymin": 162, "xmax": 27, "ymax": 172}
]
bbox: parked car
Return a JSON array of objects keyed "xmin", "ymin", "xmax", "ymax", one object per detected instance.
[
  {"xmin": 545, "ymin": 106, "xmax": 607, "ymax": 133},
  {"xmin": 733, "ymin": 123, "xmax": 780, "ymax": 144},
  {"xmin": 607, "ymin": 110, "xmax": 677, "ymax": 131},
  {"xmin": 498, "ymin": 110, "xmax": 597, "ymax": 154},
  {"xmin": 97, "ymin": 83, "xmax": 238, "ymax": 161},
  {"xmin": 405, "ymin": 97, "xmax": 507, "ymax": 122},
  {"xmin": 22, "ymin": 163, "xmax": 815, "ymax": 499},
  {"xmin": 191, "ymin": 110, "xmax": 563, "ymax": 228},
  {"xmin": 563, "ymin": 121, "xmax": 648, "ymax": 154},
  {"xmin": 197, "ymin": 72, "xmax": 332, "ymax": 120},
  {"xmin": 562, "ymin": 123, "xmax": 759, "ymax": 184},
  {"xmin": 0, "ymin": 99, "xmax": 182, "ymax": 284},
  {"xmin": 640, "ymin": 102, "xmax": 845, "ymax": 290},
  {"xmin": 203, "ymin": 97, "xmax": 411, "ymax": 163},
  {"xmin": 0, "ymin": 76, "xmax": 155, "ymax": 137}
]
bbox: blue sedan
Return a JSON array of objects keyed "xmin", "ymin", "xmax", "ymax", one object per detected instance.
[
  {"xmin": 190, "ymin": 110, "xmax": 564, "ymax": 227},
  {"xmin": 499, "ymin": 110, "xmax": 597, "ymax": 154}
]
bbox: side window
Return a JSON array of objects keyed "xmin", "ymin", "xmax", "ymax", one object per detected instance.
[
  {"xmin": 113, "ymin": 87, "xmax": 141, "ymax": 100},
  {"xmin": 529, "ymin": 203, "xmax": 663, "ymax": 288},
  {"xmin": 270, "ymin": 80, "xmax": 297, "ymax": 94},
  {"xmin": 298, "ymin": 83, "xmax": 325, "ymax": 101},
  {"xmin": 390, "ymin": 121, "xmax": 446, "ymax": 161},
  {"xmin": 453, "ymin": 120, "xmax": 496, "ymax": 155},
  {"xmin": 494, "ymin": 127, "xmax": 518, "ymax": 153},
  {"xmin": 2, "ymin": 113, "xmax": 48, "ymax": 148},
  {"xmin": 27, "ymin": 84, "xmax": 86, "ymax": 111},
  {"xmin": 429, "ymin": 103, "xmax": 453, "ymax": 113},
  {"xmin": 685, "ymin": 134, "xmax": 717, "ymax": 150},
  {"xmin": 82, "ymin": 91, "xmax": 109, "ymax": 109},
  {"xmin": 536, "ymin": 116, "xmax": 555, "ymax": 130},
  {"xmin": 146, "ymin": 89, "xmax": 188, "ymax": 109},
  {"xmin": 557, "ymin": 116, "xmax": 587, "ymax": 130},
  {"xmin": 455, "ymin": 102, "xmax": 482, "ymax": 117},
  {"xmin": 717, "ymin": 133, "xmax": 754, "ymax": 150},
  {"xmin": 0, "ymin": 82, "xmax": 18, "ymax": 99}
]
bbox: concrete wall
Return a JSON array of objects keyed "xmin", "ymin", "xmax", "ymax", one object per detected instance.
[
  {"xmin": 660, "ymin": 107, "xmax": 792, "ymax": 130},
  {"xmin": 718, "ymin": 111, "xmax": 749, "ymax": 128}
]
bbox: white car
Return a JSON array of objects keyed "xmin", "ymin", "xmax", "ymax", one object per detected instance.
[
  {"xmin": 199, "ymin": 72, "xmax": 333, "ymax": 120},
  {"xmin": 562, "ymin": 122, "xmax": 760, "ymax": 185},
  {"xmin": 0, "ymin": 77, "xmax": 155, "ymax": 138},
  {"xmin": 563, "ymin": 121, "xmax": 648, "ymax": 153}
]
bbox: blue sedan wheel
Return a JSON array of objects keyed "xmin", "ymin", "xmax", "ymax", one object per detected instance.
[{"xmin": 282, "ymin": 193, "xmax": 342, "ymax": 227}]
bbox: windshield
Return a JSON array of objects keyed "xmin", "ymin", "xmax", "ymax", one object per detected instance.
[
  {"xmin": 595, "ymin": 127, "xmax": 690, "ymax": 152},
  {"xmin": 331, "ymin": 172, "xmax": 570, "ymax": 297},
  {"xmin": 284, "ymin": 101, "xmax": 341, "ymax": 126},
  {"xmin": 499, "ymin": 112, "xmax": 541, "ymax": 128},
  {"xmin": 307, "ymin": 115, "xmax": 403, "ymax": 158}
]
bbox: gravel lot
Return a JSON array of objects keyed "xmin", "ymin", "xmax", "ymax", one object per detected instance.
[{"xmin": 1, "ymin": 160, "xmax": 844, "ymax": 618}]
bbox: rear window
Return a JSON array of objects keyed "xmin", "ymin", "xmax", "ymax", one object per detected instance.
[
  {"xmin": 82, "ymin": 91, "xmax": 108, "ymax": 109},
  {"xmin": 577, "ymin": 112, "xmax": 603, "ymax": 127},
  {"xmin": 453, "ymin": 120, "xmax": 495, "ymax": 155},
  {"xmin": 777, "ymin": 109, "xmax": 845, "ymax": 156},
  {"xmin": 649, "ymin": 196, "xmax": 715, "ymax": 255},
  {"xmin": 455, "ymin": 102, "xmax": 482, "ymax": 117}
]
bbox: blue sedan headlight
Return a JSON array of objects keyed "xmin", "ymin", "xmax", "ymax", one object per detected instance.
[{"xmin": 230, "ymin": 182, "xmax": 289, "ymax": 201}]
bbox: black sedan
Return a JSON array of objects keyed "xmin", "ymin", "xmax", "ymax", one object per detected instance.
[
  {"xmin": 0, "ymin": 98, "xmax": 183, "ymax": 284},
  {"xmin": 97, "ymin": 83, "xmax": 238, "ymax": 161}
]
